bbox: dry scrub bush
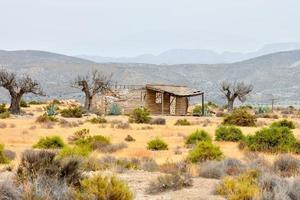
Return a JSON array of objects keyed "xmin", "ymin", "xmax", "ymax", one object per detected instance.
[
  {"xmin": 174, "ymin": 119, "xmax": 191, "ymax": 126},
  {"xmin": 29, "ymin": 125, "xmax": 36, "ymax": 130},
  {"xmin": 68, "ymin": 128, "xmax": 90, "ymax": 144},
  {"xmin": 124, "ymin": 135, "xmax": 135, "ymax": 142},
  {"xmin": 0, "ymin": 180, "xmax": 21, "ymax": 200},
  {"xmin": 9, "ymin": 123, "xmax": 16, "ymax": 128},
  {"xmin": 159, "ymin": 161, "xmax": 188, "ymax": 175},
  {"xmin": 150, "ymin": 117, "xmax": 166, "ymax": 125},
  {"xmin": 110, "ymin": 120, "xmax": 131, "ymax": 129},
  {"xmin": 223, "ymin": 108, "xmax": 256, "ymax": 127},
  {"xmin": 17, "ymin": 150, "xmax": 82, "ymax": 186},
  {"xmin": 3, "ymin": 149, "xmax": 16, "ymax": 161},
  {"xmin": 216, "ymin": 170, "xmax": 260, "ymax": 200},
  {"xmin": 88, "ymin": 117, "xmax": 107, "ymax": 124},
  {"xmin": 95, "ymin": 156, "xmax": 158, "ymax": 172},
  {"xmin": 36, "ymin": 114, "xmax": 57, "ymax": 123},
  {"xmin": 22, "ymin": 175, "xmax": 73, "ymax": 200},
  {"xmin": 75, "ymin": 175, "xmax": 133, "ymax": 200},
  {"xmin": 146, "ymin": 173, "xmax": 192, "ymax": 194},
  {"xmin": 273, "ymin": 154, "xmax": 300, "ymax": 177},
  {"xmin": 199, "ymin": 158, "xmax": 246, "ymax": 179},
  {"xmin": 60, "ymin": 106, "xmax": 84, "ymax": 118},
  {"xmin": 59, "ymin": 119, "xmax": 81, "ymax": 128},
  {"xmin": 0, "ymin": 122, "xmax": 7, "ymax": 129},
  {"xmin": 97, "ymin": 142, "xmax": 128, "ymax": 153}
]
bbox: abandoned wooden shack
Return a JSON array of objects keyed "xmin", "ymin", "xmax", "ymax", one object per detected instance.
[
  {"xmin": 95, "ymin": 84, "xmax": 204, "ymax": 116},
  {"xmin": 144, "ymin": 84, "xmax": 204, "ymax": 116}
]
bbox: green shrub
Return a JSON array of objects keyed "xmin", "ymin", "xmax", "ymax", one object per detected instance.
[
  {"xmin": 193, "ymin": 103, "xmax": 216, "ymax": 116},
  {"xmin": 245, "ymin": 127, "xmax": 297, "ymax": 153},
  {"xmin": 0, "ymin": 111, "xmax": 10, "ymax": 119},
  {"xmin": 0, "ymin": 104, "xmax": 7, "ymax": 113},
  {"xmin": 270, "ymin": 119, "xmax": 295, "ymax": 129},
  {"xmin": 223, "ymin": 108, "xmax": 256, "ymax": 127},
  {"xmin": 33, "ymin": 136, "xmax": 65, "ymax": 149},
  {"xmin": 76, "ymin": 135, "xmax": 111, "ymax": 150},
  {"xmin": 20, "ymin": 99, "xmax": 29, "ymax": 107},
  {"xmin": 0, "ymin": 144, "xmax": 10, "ymax": 164},
  {"xmin": 109, "ymin": 103, "xmax": 122, "ymax": 115},
  {"xmin": 185, "ymin": 130, "xmax": 211, "ymax": 145},
  {"xmin": 193, "ymin": 105, "xmax": 205, "ymax": 116},
  {"xmin": 60, "ymin": 106, "xmax": 84, "ymax": 118},
  {"xmin": 89, "ymin": 117, "xmax": 107, "ymax": 124},
  {"xmin": 146, "ymin": 174, "xmax": 192, "ymax": 194},
  {"xmin": 75, "ymin": 175, "xmax": 133, "ymax": 200},
  {"xmin": 207, "ymin": 101, "xmax": 219, "ymax": 108},
  {"xmin": 129, "ymin": 108, "xmax": 151, "ymax": 123},
  {"xmin": 215, "ymin": 125, "xmax": 244, "ymax": 142},
  {"xmin": 59, "ymin": 145, "xmax": 92, "ymax": 158},
  {"xmin": 174, "ymin": 119, "xmax": 191, "ymax": 126},
  {"xmin": 216, "ymin": 170, "xmax": 260, "ymax": 200},
  {"xmin": 147, "ymin": 138, "xmax": 168, "ymax": 151},
  {"xmin": 187, "ymin": 141, "xmax": 223, "ymax": 163}
]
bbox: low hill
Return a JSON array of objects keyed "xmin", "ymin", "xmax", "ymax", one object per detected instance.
[{"xmin": 1, "ymin": 50, "xmax": 300, "ymax": 105}]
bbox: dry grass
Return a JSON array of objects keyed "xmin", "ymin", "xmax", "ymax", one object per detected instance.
[{"xmin": 0, "ymin": 104, "xmax": 299, "ymax": 165}]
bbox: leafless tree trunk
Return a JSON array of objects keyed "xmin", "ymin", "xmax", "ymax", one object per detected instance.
[
  {"xmin": 72, "ymin": 70, "xmax": 112, "ymax": 112},
  {"xmin": 220, "ymin": 81, "xmax": 253, "ymax": 111},
  {"xmin": 0, "ymin": 69, "xmax": 45, "ymax": 114}
]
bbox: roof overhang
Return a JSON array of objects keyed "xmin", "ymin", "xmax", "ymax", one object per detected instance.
[{"xmin": 146, "ymin": 84, "xmax": 203, "ymax": 97}]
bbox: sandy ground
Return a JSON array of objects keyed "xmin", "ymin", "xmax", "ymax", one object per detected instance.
[
  {"xmin": 0, "ymin": 105, "xmax": 300, "ymax": 163},
  {"xmin": 118, "ymin": 170, "xmax": 225, "ymax": 200},
  {"xmin": 1, "ymin": 104, "xmax": 299, "ymax": 164},
  {"xmin": 1, "ymin": 104, "xmax": 300, "ymax": 199}
]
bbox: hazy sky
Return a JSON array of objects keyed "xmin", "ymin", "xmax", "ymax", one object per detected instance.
[{"xmin": 0, "ymin": 0, "xmax": 300, "ymax": 56}]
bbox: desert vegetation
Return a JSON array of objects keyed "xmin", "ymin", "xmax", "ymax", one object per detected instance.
[{"xmin": 2, "ymin": 94, "xmax": 300, "ymax": 199}]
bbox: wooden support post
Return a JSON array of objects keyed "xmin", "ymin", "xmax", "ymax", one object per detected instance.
[
  {"xmin": 161, "ymin": 92, "xmax": 164, "ymax": 115},
  {"xmin": 201, "ymin": 93, "xmax": 205, "ymax": 116},
  {"xmin": 271, "ymin": 98, "xmax": 275, "ymax": 113}
]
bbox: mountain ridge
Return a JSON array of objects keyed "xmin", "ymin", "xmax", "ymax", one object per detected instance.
[
  {"xmin": 1, "ymin": 49, "xmax": 300, "ymax": 105},
  {"xmin": 78, "ymin": 42, "xmax": 300, "ymax": 65}
]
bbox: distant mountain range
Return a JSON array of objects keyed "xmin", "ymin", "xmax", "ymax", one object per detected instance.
[
  {"xmin": 78, "ymin": 42, "xmax": 300, "ymax": 64},
  {"xmin": 1, "ymin": 46, "xmax": 300, "ymax": 105}
]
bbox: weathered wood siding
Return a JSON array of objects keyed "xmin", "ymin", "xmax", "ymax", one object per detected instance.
[
  {"xmin": 145, "ymin": 89, "xmax": 170, "ymax": 115},
  {"xmin": 175, "ymin": 96, "xmax": 188, "ymax": 115}
]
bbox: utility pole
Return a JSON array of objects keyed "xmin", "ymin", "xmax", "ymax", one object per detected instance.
[{"xmin": 271, "ymin": 98, "xmax": 277, "ymax": 113}]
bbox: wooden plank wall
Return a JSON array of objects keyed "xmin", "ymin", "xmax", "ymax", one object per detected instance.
[
  {"xmin": 145, "ymin": 89, "xmax": 170, "ymax": 115},
  {"xmin": 175, "ymin": 96, "xmax": 188, "ymax": 115}
]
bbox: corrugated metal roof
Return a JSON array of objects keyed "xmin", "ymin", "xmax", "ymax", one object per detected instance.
[{"xmin": 146, "ymin": 84, "xmax": 203, "ymax": 97}]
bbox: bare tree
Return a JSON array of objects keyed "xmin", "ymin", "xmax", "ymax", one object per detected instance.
[
  {"xmin": 72, "ymin": 70, "xmax": 112, "ymax": 111},
  {"xmin": 220, "ymin": 81, "xmax": 253, "ymax": 111},
  {"xmin": 0, "ymin": 69, "xmax": 45, "ymax": 114}
]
